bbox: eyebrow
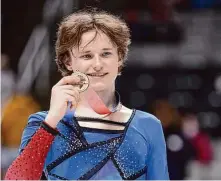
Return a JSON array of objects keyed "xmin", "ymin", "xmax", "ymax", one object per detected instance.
[
  {"xmin": 80, "ymin": 48, "xmax": 113, "ymax": 54},
  {"xmin": 102, "ymin": 48, "xmax": 113, "ymax": 51}
]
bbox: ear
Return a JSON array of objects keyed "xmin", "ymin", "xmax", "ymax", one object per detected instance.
[
  {"xmin": 63, "ymin": 55, "xmax": 73, "ymax": 71},
  {"xmin": 66, "ymin": 64, "xmax": 73, "ymax": 71},
  {"xmin": 117, "ymin": 60, "xmax": 123, "ymax": 76},
  {"xmin": 118, "ymin": 59, "xmax": 123, "ymax": 67}
]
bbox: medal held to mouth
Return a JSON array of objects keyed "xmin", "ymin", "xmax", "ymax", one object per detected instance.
[
  {"xmin": 71, "ymin": 71, "xmax": 122, "ymax": 115},
  {"xmin": 71, "ymin": 71, "xmax": 89, "ymax": 93}
]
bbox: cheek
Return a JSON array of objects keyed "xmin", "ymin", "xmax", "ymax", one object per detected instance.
[
  {"xmin": 108, "ymin": 56, "xmax": 120, "ymax": 72},
  {"xmin": 73, "ymin": 60, "xmax": 91, "ymax": 71},
  {"xmin": 109, "ymin": 61, "xmax": 119, "ymax": 73}
]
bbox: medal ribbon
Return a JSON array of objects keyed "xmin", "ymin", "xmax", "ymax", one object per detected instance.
[{"xmin": 85, "ymin": 87, "xmax": 121, "ymax": 114}]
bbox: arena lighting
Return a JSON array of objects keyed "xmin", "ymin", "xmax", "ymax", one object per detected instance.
[
  {"xmin": 178, "ymin": 54, "xmax": 207, "ymax": 69},
  {"xmin": 208, "ymin": 91, "xmax": 221, "ymax": 108},
  {"xmin": 214, "ymin": 75, "xmax": 221, "ymax": 93},
  {"xmin": 168, "ymin": 92, "xmax": 194, "ymax": 108},
  {"xmin": 176, "ymin": 75, "xmax": 202, "ymax": 90},
  {"xmin": 198, "ymin": 112, "xmax": 220, "ymax": 128},
  {"xmin": 167, "ymin": 134, "xmax": 184, "ymax": 152},
  {"xmin": 168, "ymin": 74, "xmax": 202, "ymax": 90}
]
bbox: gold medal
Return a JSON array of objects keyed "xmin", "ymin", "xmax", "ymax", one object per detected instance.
[{"xmin": 71, "ymin": 71, "xmax": 89, "ymax": 92}]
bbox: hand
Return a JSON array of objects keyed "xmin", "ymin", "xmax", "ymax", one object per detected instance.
[{"xmin": 45, "ymin": 75, "xmax": 81, "ymax": 128}]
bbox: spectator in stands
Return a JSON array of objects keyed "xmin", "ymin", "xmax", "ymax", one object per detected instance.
[{"xmin": 152, "ymin": 99, "xmax": 195, "ymax": 180}]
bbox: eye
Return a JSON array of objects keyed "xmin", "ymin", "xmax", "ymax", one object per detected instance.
[
  {"xmin": 101, "ymin": 52, "xmax": 112, "ymax": 57},
  {"xmin": 80, "ymin": 54, "xmax": 93, "ymax": 60}
]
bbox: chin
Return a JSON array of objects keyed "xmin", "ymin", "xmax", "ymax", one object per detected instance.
[{"xmin": 90, "ymin": 83, "xmax": 107, "ymax": 92}]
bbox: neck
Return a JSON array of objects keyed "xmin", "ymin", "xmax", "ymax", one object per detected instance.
[
  {"xmin": 96, "ymin": 89, "xmax": 116, "ymax": 109},
  {"xmin": 75, "ymin": 86, "xmax": 117, "ymax": 116}
]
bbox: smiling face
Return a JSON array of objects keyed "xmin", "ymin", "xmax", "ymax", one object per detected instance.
[
  {"xmin": 66, "ymin": 30, "xmax": 122, "ymax": 92},
  {"xmin": 55, "ymin": 11, "xmax": 131, "ymax": 80}
]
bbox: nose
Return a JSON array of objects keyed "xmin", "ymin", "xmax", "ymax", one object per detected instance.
[{"xmin": 93, "ymin": 55, "xmax": 103, "ymax": 71}]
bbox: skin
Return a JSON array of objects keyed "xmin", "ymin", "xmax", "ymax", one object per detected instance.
[
  {"xmin": 45, "ymin": 30, "xmax": 132, "ymax": 129},
  {"xmin": 68, "ymin": 30, "xmax": 120, "ymax": 106}
]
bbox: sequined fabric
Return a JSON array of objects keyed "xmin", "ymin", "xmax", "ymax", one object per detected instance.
[
  {"xmin": 5, "ymin": 110, "xmax": 169, "ymax": 180},
  {"xmin": 5, "ymin": 127, "xmax": 56, "ymax": 180}
]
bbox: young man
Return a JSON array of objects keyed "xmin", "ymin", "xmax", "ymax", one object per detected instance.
[{"xmin": 5, "ymin": 10, "xmax": 169, "ymax": 180}]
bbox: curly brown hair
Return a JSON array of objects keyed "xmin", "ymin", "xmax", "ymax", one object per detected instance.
[{"xmin": 55, "ymin": 10, "xmax": 131, "ymax": 76}]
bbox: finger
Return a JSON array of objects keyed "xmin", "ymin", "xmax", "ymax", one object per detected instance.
[
  {"xmin": 56, "ymin": 76, "xmax": 80, "ymax": 86},
  {"xmin": 60, "ymin": 84, "xmax": 83, "ymax": 95},
  {"xmin": 63, "ymin": 90, "xmax": 80, "ymax": 102},
  {"xmin": 60, "ymin": 85, "xmax": 78, "ymax": 90},
  {"xmin": 64, "ymin": 95, "xmax": 76, "ymax": 104},
  {"xmin": 61, "ymin": 86, "xmax": 80, "ymax": 99},
  {"xmin": 71, "ymin": 89, "xmax": 80, "ymax": 102}
]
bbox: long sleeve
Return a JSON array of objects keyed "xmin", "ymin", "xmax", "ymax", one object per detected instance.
[
  {"xmin": 146, "ymin": 119, "xmax": 169, "ymax": 180},
  {"xmin": 4, "ymin": 112, "xmax": 58, "ymax": 180}
]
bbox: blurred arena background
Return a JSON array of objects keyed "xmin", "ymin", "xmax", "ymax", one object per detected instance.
[{"xmin": 1, "ymin": 0, "xmax": 221, "ymax": 179}]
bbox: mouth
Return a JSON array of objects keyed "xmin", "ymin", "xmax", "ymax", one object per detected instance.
[{"xmin": 87, "ymin": 73, "xmax": 108, "ymax": 78}]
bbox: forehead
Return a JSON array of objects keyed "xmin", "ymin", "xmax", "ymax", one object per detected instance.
[{"xmin": 78, "ymin": 30, "xmax": 116, "ymax": 51}]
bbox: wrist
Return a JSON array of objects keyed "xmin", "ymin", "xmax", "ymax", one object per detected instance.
[
  {"xmin": 45, "ymin": 114, "xmax": 60, "ymax": 128},
  {"xmin": 41, "ymin": 122, "xmax": 59, "ymax": 136}
]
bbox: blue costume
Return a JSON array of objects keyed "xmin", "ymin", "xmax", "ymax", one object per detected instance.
[{"xmin": 19, "ymin": 109, "xmax": 169, "ymax": 180}]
